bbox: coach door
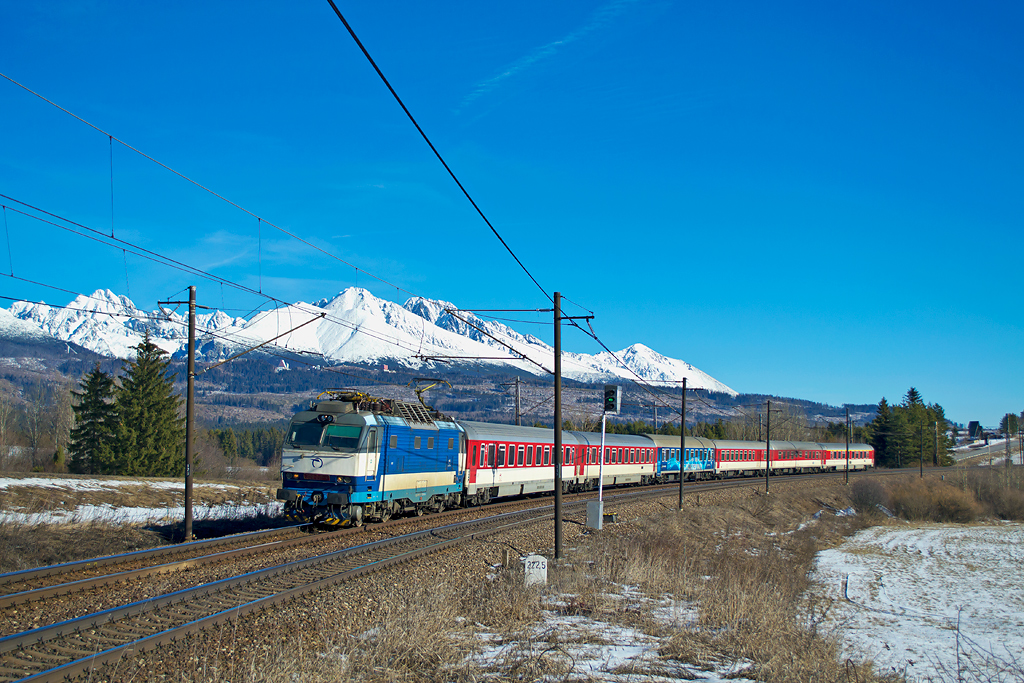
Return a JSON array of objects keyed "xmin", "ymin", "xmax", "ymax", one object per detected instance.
[
  {"xmin": 479, "ymin": 443, "xmax": 496, "ymax": 488},
  {"xmin": 365, "ymin": 428, "xmax": 377, "ymax": 480}
]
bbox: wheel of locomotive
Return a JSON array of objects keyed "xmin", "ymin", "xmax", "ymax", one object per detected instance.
[
  {"xmin": 351, "ymin": 505, "xmax": 364, "ymax": 527},
  {"xmin": 415, "ymin": 505, "xmax": 425, "ymax": 516}
]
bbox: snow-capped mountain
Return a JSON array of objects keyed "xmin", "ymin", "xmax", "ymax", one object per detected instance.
[{"xmin": 0, "ymin": 287, "xmax": 737, "ymax": 395}]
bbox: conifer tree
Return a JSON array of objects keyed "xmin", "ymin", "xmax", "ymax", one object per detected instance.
[
  {"xmin": 68, "ymin": 364, "xmax": 118, "ymax": 474},
  {"xmin": 112, "ymin": 333, "xmax": 185, "ymax": 476}
]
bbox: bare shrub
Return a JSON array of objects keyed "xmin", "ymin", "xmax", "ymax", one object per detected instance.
[
  {"xmin": 849, "ymin": 477, "xmax": 892, "ymax": 514},
  {"xmin": 888, "ymin": 476, "xmax": 981, "ymax": 523},
  {"xmin": 957, "ymin": 468, "xmax": 1024, "ymax": 521}
]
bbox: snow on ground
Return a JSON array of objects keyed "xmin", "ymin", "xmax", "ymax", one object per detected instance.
[
  {"xmin": 465, "ymin": 580, "xmax": 754, "ymax": 683},
  {"xmin": 811, "ymin": 523, "xmax": 1024, "ymax": 681},
  {"xmin": 0, "ymin": 476, "xmax": 281, "ymax": 525},
  {"xmin": 0, "ymin": 476, "xmax": 232, "ymax": 492},
  {"xmin": 0, "ymin": 501, "xmax": 283, "ymax": 526}
]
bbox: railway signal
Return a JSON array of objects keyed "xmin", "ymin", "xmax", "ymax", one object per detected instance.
[{"xmin": 603, "ymin": 385, "xmax": 621, "ymax": 414}]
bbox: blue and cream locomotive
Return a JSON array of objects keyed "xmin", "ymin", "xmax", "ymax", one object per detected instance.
[{"xmin": 278, "ymin": 391, "xmax": 465, "ymax": 525}]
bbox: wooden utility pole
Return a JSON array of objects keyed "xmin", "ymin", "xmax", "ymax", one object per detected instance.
[
  {"xmin": 845, "ymin": 406, "xmax": 850, "ymax": 485},
  {"xmin": 515, "ymin": 377, "xmax": 521, "ymax": 426},
  {"xmin": 159, "ymin": 287, "xmax": 198, "ymax": 543},
  {"xmin": 185, "ymin": 286, "xmax": 195, "ymax": 541},
  {"xmin": 679, "ymin": 377, "xmax": 686, "ymax": 511},
  {"xmin": 765, "ymin": 400, "xmax": 771, "ymax": 494},
  {"xmin": 920, "ymin": 424, "xmax": 924, "ymax": 478},
  {"xmin": 553, "ymin": 293, "xmax": 562, "ymax": 559}
]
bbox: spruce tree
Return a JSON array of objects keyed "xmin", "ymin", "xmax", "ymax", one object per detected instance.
[
  {"xmin": 112, "ymin": 333, "xmax": 185, "ymax": 476},
  {"xmin": 867, "ymin": 398, "xmax": 894, "ymax": 467},
  {"xmin": 68, "ymin": 364, "xmax": 118, "ymax": 474}
]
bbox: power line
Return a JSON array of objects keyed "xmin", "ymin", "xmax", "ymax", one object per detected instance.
[
  {"xmin": 0, "ymin": 71, "xmax": 414, "ymax": 300},
  {"xmin": 323, "ymin": 2, "xmax": 551, "ymax": 303},
  {"xmin": 0, "ymin": 196, "xmax": 439, "ymax": 360}
]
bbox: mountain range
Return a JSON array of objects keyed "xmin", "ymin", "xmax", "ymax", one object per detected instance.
[{"xmin": 0, "ymin": 287, "xmax": 737, "ymax": 395}]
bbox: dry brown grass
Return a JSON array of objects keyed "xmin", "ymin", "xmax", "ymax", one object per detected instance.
[
  {"xmin": 0, "ymin": 520, "xmax": 166, "ymax": 573},
  {"xmin": 570, "ymin": 487, "xmax": 896, "ymax": 683},
  {"xmin": 883, "ymin": 469, "xmax": 1024, "ymax": 523},
  {"xmin": 888, "ymin": 476, "xmax": 981, "ymax": 522},
  {"xmin": 951, "ymin": 466, "xmax": 1024, "ymax": 520}
]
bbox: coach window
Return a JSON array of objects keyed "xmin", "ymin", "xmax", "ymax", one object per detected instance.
[
  {"xmin": 527, "ymin": 445, "xmax": 534, "ymax": 465},
  {"xmin": 498, "ymin": 444, "xmax": 506, "ymax": 467},
  {"xmin": 517, "ymin": 445, "xmax": 524, "ymax": 466},
  {"xmin": 487, "ymin": 444, "xmax": 495, "ymax": 468},
  {"xmin": 473, "ymin": 445, "xmax": 480, "ymax": 466},
  {"xmin": 544, "ymin": 446, "xmax": 551, "ymax": 466}
]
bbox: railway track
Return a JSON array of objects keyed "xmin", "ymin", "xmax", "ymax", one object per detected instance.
[
  {"xmin": 0, "ymin": 503, "xmax": 564, "ymax": 683},
  {"xmin": 1, "ymin": 470, "xmax": 888, "ymax": 614},
  {"xmin": 0, "ymin": 469, "xmax": 895, "ymax": 681}
]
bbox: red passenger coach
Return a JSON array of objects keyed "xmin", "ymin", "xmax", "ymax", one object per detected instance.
[{"xmin": 460, "ymin": 420, "xmax": 583, "ymax": 505}]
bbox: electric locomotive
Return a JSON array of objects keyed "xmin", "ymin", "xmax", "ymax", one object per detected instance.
[{"xmin": 278, "ymin": 390, "xmax": 465, "ymax": 526}]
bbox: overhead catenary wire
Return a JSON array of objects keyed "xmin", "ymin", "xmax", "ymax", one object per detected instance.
[
  {"xmin": 1, "ymin": 73, "xmax": 564, "ymax": 374},
  {"xmin": 0, "ymin": 195, "xmax": 438, "ymax": 358},
  {"xmin": 322, "ymin": 2, "xmax": 551, "ymax": 304},
  {"xmin": 0, "ymin": 71, "xmax": 414, "ymax": 300},
  {"xmin": 0, "ymin": 288, "xmax": 411, "ymax": 391},
  {"xmin": 2, "ymin": 73, "xmax": 783, "ymax": 414}
]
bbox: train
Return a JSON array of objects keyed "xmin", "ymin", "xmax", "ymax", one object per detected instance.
[{"xmin": 276, "ymin": 390, "xmax": 874, "ymax": 526}]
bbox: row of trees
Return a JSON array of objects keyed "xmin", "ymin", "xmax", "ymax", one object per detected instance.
[
  {"xmin": 69, "ymin": 334, "xmax": 185, "ymax": 476},
  {"xmin": 864, "ymin": 388, "xmax": 954, "ymax": 468},
  {"xmin": 208, "ymin": 426, "xmax": 285, "ymax": 468}
]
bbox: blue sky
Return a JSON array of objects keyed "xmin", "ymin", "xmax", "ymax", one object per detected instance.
[{"xmin": 0, "ymin": 1, "xmax": 1020, "ymax": 425}]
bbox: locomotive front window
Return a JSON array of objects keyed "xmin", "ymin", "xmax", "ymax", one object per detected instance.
[
  {"xmin": 290, "ymin": 422, "xmax": 325, "ymax": 447},
  {"xmin": 324, "ymin": 425, "xmax": 362, "ymax": 450}
]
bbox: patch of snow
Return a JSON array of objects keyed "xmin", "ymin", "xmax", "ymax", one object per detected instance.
[
  {"xmin": 0, "ymin": 476, "xmax": 233, "ymax": 492},
  {"xmin": 810, "ymin": 523, "xmax": 1024, "ymax": 681},
  {"xmin": 0, "ymin": 501, "xmax": 282, "ymax": 526}
]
